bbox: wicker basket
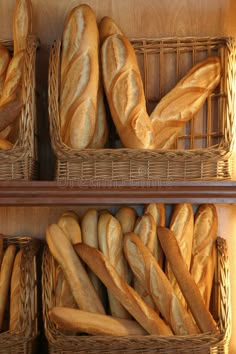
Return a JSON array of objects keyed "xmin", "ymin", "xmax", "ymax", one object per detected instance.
[
  {"xmin": 0, "ymin": 236, "xmax": 39, "ymax": 354},
  {"xmin": 49, "ymin": 36, "xmax": 236, "ymax": 182},
  {"xmin": 0, "ymin": 35, "xmax": 38, "ymax": 180},
  {"xmin": 42, "ymin": 237, "xmax": 231, "ymax": 354}
]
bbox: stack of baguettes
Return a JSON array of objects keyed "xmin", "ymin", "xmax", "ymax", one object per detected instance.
[
  {"xmin": 0, "ymin": 0, "xmax": 33, "ymax": 150},
  {"xmin": 59, "ymin": 4, "xmax": 221, "ymax": 150},
  {"xmin": 46, "ymin": 203, "xmax": 219, "ymax": 337}
]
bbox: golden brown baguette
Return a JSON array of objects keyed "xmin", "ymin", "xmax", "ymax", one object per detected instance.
[
  {"xmin": 150, "ymin": 57, "xmax": 221, "ymax": 149},
  {"xmin": 98, "ymin": 212, "xmax": 131, "ymax": 319},
  {"xmin": 61, "ymin": 210, "xmax": 79, "ymax": 220},
  {"xmin": 55, "ymin": 269, "xmax": 77, "ymax": 309},
  {"xmin": 13, "ymin": 0, "xmax": 32, "ymax": 55},
  {"xmin": 74, "ymin": 242, "xmax": 173, "ymax": 335},
  {"xmin": 60, "ymin": 4, "xmax": 99, "ymax": 149},
  {"xmin": 165, "ymin": 203, "xmax": 194, "ymax": 307},
  {"xmin": 81, "ymin": 208, "xmax": 106, "ymax": 306},
  {"xmin": 115, "ymin": 207, "xmax": 137, "ymax": 234},
  {"xmin": 0, "ymin": 44, "xmax": 11, "ymax": 97},
  {"xmin": 9, "ymin": 249, "xmax": 23, "ymax": 331},
  {"xmin": 0, "ymin": 94, "xmax": 23, "ymax": 133},
  {"xmin": 144, "ymin": 203, "xmax": 165, "ymax": 266},
  {"xmin": 46, "ymin": 223, "xmax": 105, "ymax": 314},
  {"xmin": 49, "ymin": 307, "xmax": 148, "ymax": 336},
  {"xmin": 124, "ymin": 233, "xmax": 198, "ymax": 335},
  {"xmin": 99, "ymin": 17, "xmax": 155, "ymax": 149},
  {"xmin": 0, "ymin": 245, "xmax": 17, "ymax": 331},
  {"xmin": 157, "ymin": 226, "xmax": 218, "ymax": 333},
  {"xmin": 190, "ymin": 204, "xmax": 218, "ymax": 309},
  {"xmin": 57, "ymin": 214, "xmax": 82, "ymax": 244},
  {"xmin": 99, "ymin": 16, "xmax": 124, "ymax": 44}
]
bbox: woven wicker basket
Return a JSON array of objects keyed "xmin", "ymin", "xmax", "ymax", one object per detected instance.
[
  {"xmin": 49, "ymin": 36, "xmax": 236, "ymax": 182},
  {"xmin": 0, "ymin": 36, "xmax": 38, "ymax": 180},
  {"xmin": 42, "ymin": 237, "xmax": 231, "ymax": 354},
  {"xmin": 0, "ymin": 236, "xmax": 39, "ymax": 354}
]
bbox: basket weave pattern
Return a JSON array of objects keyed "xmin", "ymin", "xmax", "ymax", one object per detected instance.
[
  {"xmin": 42, "ymin": 237, "xmax": 231, "ymax": 354},
  {"xmin": 0, "ymin": 36, "xmax": 38, "ymax": 180},
  {"xmin": 0, "ymin": 236, "xmax": 39, "ymax": 354},
  {"xmin": 49, "ymin": 37, "xmax": 236, "ymax": 182}
]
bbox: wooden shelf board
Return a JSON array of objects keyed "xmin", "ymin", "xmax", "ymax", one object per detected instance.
[{"xmin": 0, "ymin": 180, "xmax": 235, "ymax": 205}]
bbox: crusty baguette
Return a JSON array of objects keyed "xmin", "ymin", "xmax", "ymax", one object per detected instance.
[
  {"xmin": 165, "ymin": 203, "xmax": 194, "ymax": 307},
  {"xmin": 61, "ymin": 210, "xmax": 79, "ymax": 220},
  {"xmin": 9, "ymin": 249, "xmax": 23, "ymax": 331},
  {"xmin": 49, "ymin": 307, "xmax": 148, "ymax": 336},
  {"xmin": 57, "ymin": 214, "xmax": 82, "ymax": 244},
  {"xmin": 81, "ymin": 208, "xmax": 106, "ymax": 306},
  {"xmin": 74, "ymin": 242, "xmax": 173, "ymax": 335},
  {"xmin": 133, "ymin": 213, "xmax": 157, "ymax": 309},
  {"xmin": 157, "ymin": 226, "xmax": 218, "ymax": 333},
  {"xmin": 150, "ymin": 57, "xmax": 221, "ymax": 149},
  {"xmin": 0, "ymin": 44, "xmax": 11, "ymax": 97},
  {"xmin": 60, "ymin": 4, "xmax": 99, "ymax": 149},
  {"xmin": 190, "ymin": 204, "xmax": 218, "ymax": 309},
  {"xmin": 0, "ymin": 94, "xmax": 23, "ymax": 133},
  {"xmin": 0, "ymin": 245, "xmax": 17, "ymax": 331},
  {"xmin": 100, "ymin": 17, "xmax": 155, "ymax": 149},
  {"xmin": 144, "ymin": 203, "xmax": 165, "ymax": 266},
  {"xmin": 115, "ymin": 207, "xmax": 137, "ymax": 234},
  {"xmin": 56, "ymin": 269, "xmax": 77, "ymax": 309},
  {"xmin": 98, "ymin": 212, "xmax": 131, "ymax": 319},
  {"xmin": 46, "ymin": 223, "xmax": 105, "ymax": 314},
  {"xmin": 13, "ymin": 0, "xmax": 32, "ymax": 55},
  {"xmin": 124, "ymin": 233, "xmax": 198, "ymax": 335},
  {"xmin": 99, "ymin": 16, "xmax": 124, "ymax": 44}
]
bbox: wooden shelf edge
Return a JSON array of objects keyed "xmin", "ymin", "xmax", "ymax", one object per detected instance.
[{"xmin": 0, "ymin": 180, "xmax": 236, "ymax": 205}]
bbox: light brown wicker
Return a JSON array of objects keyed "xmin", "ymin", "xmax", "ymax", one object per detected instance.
[
  {"xmin": 49, "ymin": 36, "xmax": 236, "ymax": 182},
  {"xmin": 42, "ymin": 237, "xmax": 231, "ymax": 354},
  {"xmin": 0, "ymin": 36, "xmax": 38, "ymax": 180},
  {"xmin": 0, "ymin": 236, "xmax": 39, "ymax": 354}
]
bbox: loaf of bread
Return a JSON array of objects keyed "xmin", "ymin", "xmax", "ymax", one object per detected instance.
[
  {"xmin": 55, "ymin": 268, "xmax": 77, "ymax": 309},
  {"xmin": 115, "ymin": 207, "xmax": 137, "ymax": 234},
  {"xmin": 46, "ymin": 223, "xmax": 105, "ymax": 314},
  {"xmin": 49, "ymin": 307, "xmax": 148, "ymax": 336},
  {"xmin": 165, "ymin": 204, "xmax": 194, "ymax": 307},
  {"xmin": 81, "ymin": 208, "xmax": 106, "ymax": 306},
  {"xmin": 190, "ymin": 204, "xmax": 218, "ymax": 309},
  {"xmin": 57, "ymin": 214, "xmax": 82, "ymax": 244},
  {"xmin": 124, "ymin": 232, "xmax": 198, "ymax": 335},
  {"xmin": 98, "ymin": 212, "xmax": 131, "ymax": 318},
  {"xmin": 0, "ymin": 44, "xmax": 10, "ymax": 97},
  {"xmin": 99, "ymin": 17, "xmax": 155, "ymax": 149},
  {"xmin": 144, "ymin": 203, "xmax": 165, "ymax": 266},
  {"xmin": 9, "ymin": 249, "xmax": 23, "ymax": 331},
  {"xmin": 0, "ymin": 245, "xmax": 17, "ymax": 331},
  {"xmin": 150, "ymin": 57, "xmax": 221, "ymax": 149},
  {"xmin": 74, "ymin": 242, "xmax": 173, "ymax": 335},
  {"xmin": 60, "ymin": 4, "xmax": 99, "ymax": 149},
  {"xmin": 13, "ymin": 0, "xmax": 32, "ymax": 55},
  {"xmin": 157, "ymin": 226, "xmax": 218, "ymax": 333}
]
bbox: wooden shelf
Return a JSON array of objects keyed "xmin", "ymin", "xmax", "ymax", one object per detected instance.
[{"xmin": 0, "ymin": 180, "xmax": 236, "ymax": 205}]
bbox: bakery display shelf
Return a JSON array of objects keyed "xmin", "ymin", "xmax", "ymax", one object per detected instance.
[{"xmin": 0, "ymin": 180, "xmax": 236, "ymax": 205}]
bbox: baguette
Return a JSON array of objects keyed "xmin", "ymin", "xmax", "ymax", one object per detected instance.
[
  {"xmin": 166, "ymin": 203, "xmax": 194, "ymax": 307},
  {"xmin": 60, "ymin": 4, "xmax": 99, "ymax": 149},
  {"xmin": 0, "ymin": 44, "xmax": 11, "ymax": 97},
  {"xmin": 57, "ymin": 214, "xmax": 82, "ymax": 244},
  {"xmin": 115, "ymin": 207, "xmax": 137, "ymax": 234},
  {"xmin": 190, "ymin": 204, "xmax": 218, "ymax": 309},
  {"xmin": 144, "ymin": 203, "xmax": 165, "ymax": 266},
  {"xmin": 124, "ymin": 233, "xmax": 198, "ymax": 335},
  {"xmin": 46, "ymin": 223, "xmax": 105, "ymax": 314},
  {"xmin": 9, "ymin": 249, "xmax": 23, "ymax": 331},
  {"xmin": 150, "ymin": 57, "xmax": 221, "ymax": 149},
  {"xmin": 0, "ymin": 94, "xmax": 23, "ymax": 133},
  {"xmin": 74, "ymin": 242, "xmax": 173, "ymax": 335},
  {"xmin": 13, "ymin": 0, "xmax": 32, "ymax": 55},
  {"xmin": 157, "ymin": 226, "xmax": 218, "ymax": 333},
  {"xmin": 49, "ymin": 307, "xmax": 148, "ymax": 336},
  {"xmin": 98, "ymin": 212, "xmax": 131, "ymax": 319},
  {"xmin": 100, "ymin": 18, "xmax": 155, "ymax": 149},
  {"xmin": 0, "ymin": 245, "xmax": 17, "ymax": 331},
  {"xmin": 81, "ymin": 208, "xmax": 106, "ymax": 306}
]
